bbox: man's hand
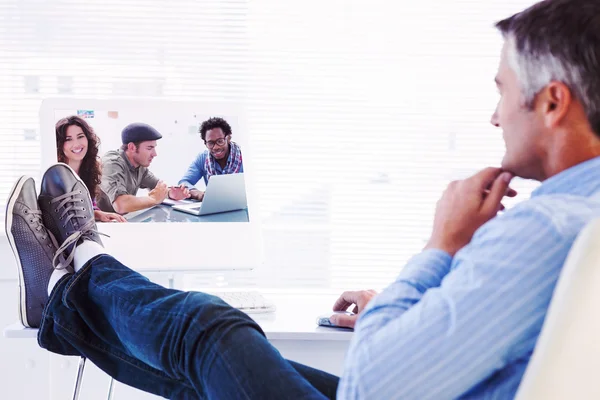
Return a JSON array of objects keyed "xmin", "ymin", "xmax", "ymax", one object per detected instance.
[
  {"xmin": 168, "ymin": 184, "xmax": 191, "ymax": 201},
  {"xmin": 425, "ymin": 167, "xmax": 517, "ymax": 256},
  {"xmin": 330, "ymin": 290, "xmax": 378, "ymax": 328},
  {"xmin": 189, "ymin": 189, "xmax": 205, "ymax": 201},
  {"xmin": 94, "ymin": 210, "xmax": 128, "ymax": 223},
  {"xmin": 148, "ymin": 180, "xmax": 169, "ymax": 205}
]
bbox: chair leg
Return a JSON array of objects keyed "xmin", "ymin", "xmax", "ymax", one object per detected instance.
[
  {"xmin": 107, "ymin": 377, "xmax": 116, "ymax": 400},
  {"xmin": 72, "ymin": 357, "xmax": 86, "ymax": 400}
]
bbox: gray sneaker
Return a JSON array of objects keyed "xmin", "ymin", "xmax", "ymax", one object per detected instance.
[
  {"xmin": 5, "ymin": 176, "xmax": 69, "ymax": 328},
  {"xmin": 38, "ymin": 163, "xmax": 103, "ymax": 267}
]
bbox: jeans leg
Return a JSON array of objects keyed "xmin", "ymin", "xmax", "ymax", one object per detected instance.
[
  {"xmin": 290, "ymin": 361, "xmax": 339, "ymax": 400},
  {"xmin": 39, "ymin": 273, "xmax": 198, "ymax": 399},
  {"xmin": 39, "ymin": 254, "xmax": 329, "ymax": 399}
]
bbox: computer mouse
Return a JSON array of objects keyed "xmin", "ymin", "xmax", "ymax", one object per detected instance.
[{"xmin": 316, "ymin": 311, "xmax": 355, "ymax": 328}]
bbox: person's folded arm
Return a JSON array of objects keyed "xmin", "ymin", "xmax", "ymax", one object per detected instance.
[
  {"xmin": 355, "ymin": 248, "xmax": 452, "ymax": 334},
  {"xmin": 140, "ymin": 169, "xmax": 159, "ymax": 190},
  {"xmin": 101, "ymin": 162, "xmax": 132, "ymax": 213},
  {"xmin": 101, "ymin": 162, "xmax": 162, "ymax": 214},
  {"xmin": 112, "ymin": 194, "xmax": 159, "ymax": 214},
  {"xmin": 178, "ymin": 152, "xmax": 207, "ymax": 190},
  {"xmin": 339, "ymin": 206, "xmax": 572, "ymax": 400}
]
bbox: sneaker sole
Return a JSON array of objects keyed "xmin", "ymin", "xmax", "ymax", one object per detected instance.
[{"xmin": 5, "ymin": 176, "xmax": 32, "ymax": 328}]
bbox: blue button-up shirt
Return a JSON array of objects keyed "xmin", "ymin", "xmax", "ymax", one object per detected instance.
[
  {"xmin": 178, "ymin": 150, "xmax": 244, "ymax": 188},
  {"xmin": 338, "ymin": 156, "xmax": 600, "ymax": 399}
]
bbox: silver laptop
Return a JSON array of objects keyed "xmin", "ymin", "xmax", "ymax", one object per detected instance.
[{"xmin": 173, "ymin": 173, "xmax": 247, "ymax": 216}]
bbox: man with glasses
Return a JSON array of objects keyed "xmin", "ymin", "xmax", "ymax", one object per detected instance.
[{"xmin": 178, "ymin": 117, "xmax": 244, "ymax": 201}]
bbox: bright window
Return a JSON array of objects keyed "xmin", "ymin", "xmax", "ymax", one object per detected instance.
[{"xmin": 0, "ymin": 0, "xmax": 539, "ymax": 290}]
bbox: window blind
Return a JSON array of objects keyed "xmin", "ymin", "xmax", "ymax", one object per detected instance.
[{"xmin": 0, "ymin": 0, "xmax": 540, "ymax": 291}]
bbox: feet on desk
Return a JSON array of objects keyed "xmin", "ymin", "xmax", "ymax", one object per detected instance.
[
  {"xmin": 39, "ymin": 163, "xmax": 104, "ymax": 269},
  {"xmin": 5, "ymin": 176, "xmax": 66, "ymax": 328},
  {"xmin": 5, "ymin": 164, "xmax": 106, "ymax": 328}
]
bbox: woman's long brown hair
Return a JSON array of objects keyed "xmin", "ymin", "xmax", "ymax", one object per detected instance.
[{"xmin": 55, "ymin": 116, "xmax": 102, "ymax": 200}]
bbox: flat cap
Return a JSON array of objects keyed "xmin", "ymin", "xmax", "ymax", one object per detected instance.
[{"xmin": 121, "ymin": 122, "xmax": 163, "ymax": 144}]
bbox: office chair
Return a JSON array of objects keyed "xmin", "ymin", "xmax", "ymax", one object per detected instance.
[{"xmin": 515, "ymin": 218, "xmax": 600, "ymax": 399}]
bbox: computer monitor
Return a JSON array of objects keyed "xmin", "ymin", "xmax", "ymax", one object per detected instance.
[{"xmin": 39, "ymin": 98, "xmax": 263, "ymax": 273}]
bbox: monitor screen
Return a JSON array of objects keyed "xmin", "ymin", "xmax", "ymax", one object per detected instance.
[{"xmin": 40, "ymin": 99, "xmax": 262, "ymax": 273}]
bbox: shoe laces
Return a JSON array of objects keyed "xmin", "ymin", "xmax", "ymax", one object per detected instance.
[
  {"xmin": 50, "ymin": 190, "xmax": 108, "ymax": 269},
  {"xmin": 23, "ymin": 208, "xmax": 70, "ymax": 270},
  {"xmin": 23, "ymin": 208, "xmax": 48, "ymax": 240},
  {"xmin": 50, "ymin": 190, "xmax": 90, "ymax": 234},
  {"xmin": 50, "ymin": 190, "xmax": 107, "ymax": 270}
]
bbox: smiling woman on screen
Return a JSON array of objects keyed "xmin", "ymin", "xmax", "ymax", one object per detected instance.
[{"xmin": 55, "ymin": 116, "xmax": 127, "ymax": 223}]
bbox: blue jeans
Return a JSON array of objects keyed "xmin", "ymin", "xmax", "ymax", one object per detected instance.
[{"xmin": 38, "ymin": 255, "xmax": 339, "ymax": 399}]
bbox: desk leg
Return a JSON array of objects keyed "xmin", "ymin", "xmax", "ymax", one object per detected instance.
[
  {"xmin": 107, "ymin": 377, "xmax": 116, "ymax": 400},
  {"xmin": 72, "ymin": 357, "xmax": 86, "ymax": 400}
]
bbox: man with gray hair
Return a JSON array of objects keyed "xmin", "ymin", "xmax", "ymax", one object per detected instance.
[
  {"xmin": 4, "ymin": 0, "xmax": 600, "ymax": 399},
  {"xmin": 334, "ymin": 1, "xmax": 600, "ymax": 398}
]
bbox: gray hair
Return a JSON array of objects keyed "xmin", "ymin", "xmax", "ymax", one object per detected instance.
[{"xmin": 496, "ymin": 0, "xmax": 600, "ymax": 137}]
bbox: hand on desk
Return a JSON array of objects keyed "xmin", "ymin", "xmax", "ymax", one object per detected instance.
[
  {"xmin": 330, "ymin": 290, "xmax": 378, "ymax": 328},
  {"xmin": 189, "ymin": 189, "xmax": 205, "ymax": 201},
  {"xmin": 94, "ymin": 210, "xmax": 127, "ymax": 223},
  {"xmin": 168, "ymin": 184, "xmax": 191, "ymax": 201}
]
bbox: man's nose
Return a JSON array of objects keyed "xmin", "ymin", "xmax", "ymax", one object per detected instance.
[{"xmin": 490, "ymin": 107, "xmax": 500, "ymax": 127}]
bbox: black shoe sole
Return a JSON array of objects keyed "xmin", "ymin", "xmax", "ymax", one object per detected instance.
[{"xmin": 5, "ymin": 176, "xmax": 32, "ymax": 328}]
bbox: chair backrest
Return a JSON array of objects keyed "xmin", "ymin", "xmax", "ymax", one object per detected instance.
[{"xmin": 515, "ymin": 218, "xmax": 600, "ymax": 399}]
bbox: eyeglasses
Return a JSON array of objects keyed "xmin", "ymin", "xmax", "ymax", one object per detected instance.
[{"xmin": 205, "ymin": 137, "xmax": 227, "ymax": 149}]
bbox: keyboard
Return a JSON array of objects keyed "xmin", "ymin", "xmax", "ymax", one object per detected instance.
[
  {"xmin": 161, "ymin": 198, "xmax": 200, "ymax": 207},
  {"xmin": 209, "ymin": 291, "xmax": 276, "ymax": 314}
]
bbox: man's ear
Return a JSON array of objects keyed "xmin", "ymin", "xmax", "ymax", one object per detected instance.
[{"xmin": 542, "ymin": 81, "xmax": 572, "ymax": 128}]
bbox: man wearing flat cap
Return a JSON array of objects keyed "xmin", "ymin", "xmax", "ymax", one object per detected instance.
[{"xmin": 98, "ymin": 122, "xmax": 189, "ymax": 214}]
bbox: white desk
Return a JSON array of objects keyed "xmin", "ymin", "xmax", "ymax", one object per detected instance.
[
  {"xmin": 3, "ymin": 294, "xmax": 352, "ymax": 399},
  {"xmin": 4, "ymin": 293, "xmax": 352, "ymax": 342}
]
